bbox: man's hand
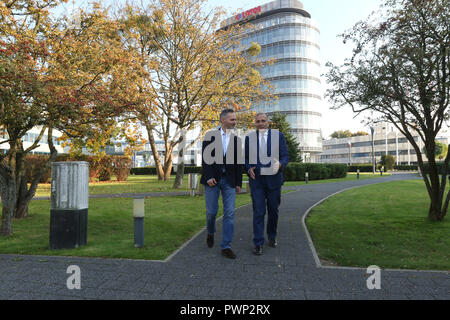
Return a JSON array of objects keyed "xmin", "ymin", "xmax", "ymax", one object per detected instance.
[
  {"xmin": 236, "ymin": 186, "xmax": 241, "ymax": 194},
  {"xmin": 272, "ymin": 160, "xmax": 281, "ymax": 174},
  {"xmin": 248, "ymin": 167, "xmax": 256, "ymax": 180},
  {"xmin": 207, "ymin": 178, "xmax": 217, "ymax": 187}
]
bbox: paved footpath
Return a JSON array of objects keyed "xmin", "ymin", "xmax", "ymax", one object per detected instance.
[{"xmin": 1, "ymin": 173, "xmax": 448, "ymax": 300}]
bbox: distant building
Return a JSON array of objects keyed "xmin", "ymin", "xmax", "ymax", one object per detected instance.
[
  {"xmin": 220, "ymin": 0, "xmax": 323, "ymax": 162},
  {"xmin": 318, "ymin": 123, "xmax": 450, "ymax": 165},
  {"xmin": 0, "ymin": 127, "xmax": 66, "ymax": 155}
]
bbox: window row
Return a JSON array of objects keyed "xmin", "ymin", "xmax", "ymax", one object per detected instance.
[
  {"xmin": 22, "ymin": 133, "xmax": 62, "ymax": 146},
  {"xmin": 252, "ymin": 96, "xmax": 322, "ymax": 113},
  {"xmin": 257, "ymin": 43, "xmax": 320, "ymax": 61},
  {"xmin": 268, "ymin": 78, "xmax": 322, "ymax": 95},
  {"xmin": 258, "ymin": 61, "xmax": 321, "ymax": 78},
  {"xmin": 252, "ymin": 13, "xmax": 319, "ymax": 32},
  {"xmin": 242, "ymin": 25, "xmax": 320, "ymax": 47}
]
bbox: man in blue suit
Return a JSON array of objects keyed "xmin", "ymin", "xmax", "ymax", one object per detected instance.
[{"xmin": 245, "ymin": 113, "xmax": 289, "ymax": 255}]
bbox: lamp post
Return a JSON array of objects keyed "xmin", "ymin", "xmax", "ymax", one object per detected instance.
[
  {"xmin": 347, "ymin": 141, "xmax": 352, "ymax": 165},
  {"xmin": 370, "ymin": 126, "xmax": 375, "ymax": 174}
]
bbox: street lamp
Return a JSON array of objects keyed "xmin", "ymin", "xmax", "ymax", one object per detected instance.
[
  {"xmin": 347, "ymin": 141, "xmax": 352, "ymax": 165},
  {"xmin": 370, "ymin": 126, "xmax": 375, "ymax": 174}
]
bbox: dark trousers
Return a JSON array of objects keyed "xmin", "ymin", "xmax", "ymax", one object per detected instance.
[{"xmin": 250, "ymin": 176, "xmax": 281, "ymax": 246}]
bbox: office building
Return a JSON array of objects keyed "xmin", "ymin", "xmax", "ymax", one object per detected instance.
[{"xmin": 220, "ymin": 0, "xmax": 323, "ymax": 162}]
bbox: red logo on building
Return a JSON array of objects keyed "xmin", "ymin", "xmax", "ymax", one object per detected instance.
[{"xmin": 235, "ymin": 6, "xmax": 262, "ymax": 21}]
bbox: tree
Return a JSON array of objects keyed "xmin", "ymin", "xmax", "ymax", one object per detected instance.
[
  {"xmin": 325, "ymin": 0, "xmax": 449, "ymax": 221},
  {"xmin": 0, "ymin": 1, "xmax": 137, "ymax": 235},
  {"xmin": 330, "ymin": 130, "xmax": 353, "ymax": 139},
  {"xmin": 422, "ymin": 140, "xmax": 448, "ymax": 160},
  {"xmin": 352, "ymin": 131, "xmax": 369, "ymax": 137},
  {"xmin": 269, "ymin": 113, "xmax": 302, "ymax": 163},
  {"xmin": 380, "ymin": 154, "xmax": 396, "ymax": 171},
  {"xmin": 330, "ymin": 130, "xmax": 369, "ymax": 138},
  {"xmin": 118, "ymin": 0, "xmax": 274, "ymax": 187}
]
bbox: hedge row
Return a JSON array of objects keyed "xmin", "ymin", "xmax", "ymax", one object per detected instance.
[
  {"xmin": 348, "ymin": 164, "xmax": 374, "ymax": 172},
  {"xmin": 130, "ymin": 166, "xmax": 203, "ymax": 175},
  {"xmin": 394, "ymin": 165, "xmax": 418, "ymax": 171},
  {"xmin": 283, "ymin": 163, "xmax": 348, "ymax": 181},
  {"xmin": 421, "ymin": 162, "xmax": 450, "ymax": 174},
  {"xmin": 25, "ymin": 154, "xmax": 132, "ymax": 183}
]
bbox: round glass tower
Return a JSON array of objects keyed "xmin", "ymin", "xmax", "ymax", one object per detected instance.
[{"xmin": 221, "ymin": 0, "xmax": 323, "ymax": 161}]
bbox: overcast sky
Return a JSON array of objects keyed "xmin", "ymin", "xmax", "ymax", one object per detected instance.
[{"xmin": 57, "ymin": 0, "xmax": 385, "ymax": 138}]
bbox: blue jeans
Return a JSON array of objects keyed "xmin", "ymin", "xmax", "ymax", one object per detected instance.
[{"xmin": 205, "ymin": 176, "xmax": 236, "ymax": 250}]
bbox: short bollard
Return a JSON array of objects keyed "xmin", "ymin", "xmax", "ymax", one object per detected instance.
[
  {"xmin": 133, "ymin": 198, "xmax": 145, "ymax": 248},
  {"xmin": 305, "ymin": 172, "xmax": 309, "ymax": 184},
  {"xmin": 357, "ymin": 169, "xmax": 360, "ymax": 179},
  {"xmin": 188, "ymin": 173, "xmax": 199, "ymax": 197}
]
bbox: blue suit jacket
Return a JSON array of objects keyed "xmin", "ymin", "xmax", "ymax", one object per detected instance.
[{"xmin": 245, "ymin": 129, "xmax": 289, "ymax": 190}]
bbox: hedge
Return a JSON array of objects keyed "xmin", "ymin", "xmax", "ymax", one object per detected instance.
[
  {"xmin": 130, "ymin": 166, "xmax": 202, "ymax": 175},
  {"xmin": 25, "ymin": 154, "xmax": 132, "ymax": 183},
  {"xmin": 394, "ymin": 165, "xmax": 418, "ymax": 171},
  {"xmin": 348, "ymin": 164, "xmax": 374, "ymax": 172},
  {"xmin": 283, "ymin": 163, "xmax": 347, "ymax": 181}
]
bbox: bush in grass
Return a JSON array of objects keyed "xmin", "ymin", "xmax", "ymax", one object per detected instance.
[
  {"xmin": 380, "ymin": 154, "xmax": 396, "ymax": 171},
  {"xmin": 112, "ymin": 156, "xmax": 132, "ymax": 181}
]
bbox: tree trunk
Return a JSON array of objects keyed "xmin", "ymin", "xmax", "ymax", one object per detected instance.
[
  {"xmin": 0, "ymin": 182, "xmax": 15, "ymax": 236},
  {"xmin": 163, "ymin": 153, "xmax": 173, "ymax": 181},
  {"xmin": 173, "ymin": 149, "xmax": 184, "ymax": 189},
  {"xmin": 144, "ymin": 121, "xmax": 164, "ymax": 180}
]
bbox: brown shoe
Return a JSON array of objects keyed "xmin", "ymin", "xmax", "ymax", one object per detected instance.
[
  {"xmin": 221, "ymin": 248, "xmax": 236, "ymax": 259},
  {"xmin": 207, "ymin": 234, "xmax": 214, "ymax": 248}
]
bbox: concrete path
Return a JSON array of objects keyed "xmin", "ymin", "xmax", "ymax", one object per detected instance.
[{"xmin": 1, "ymin": 173, "xmax": 448, "ymax": 300}]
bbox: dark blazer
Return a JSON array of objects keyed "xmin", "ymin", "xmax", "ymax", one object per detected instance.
[
  {"xmin": 200, "ymin": 129, "xmax": 243, "ymax": 188},
  {"xmin": 245, "ymin": 129, "xmax": 289, "ymax": 190}
]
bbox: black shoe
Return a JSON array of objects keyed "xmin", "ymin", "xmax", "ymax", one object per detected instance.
[
  {"xmin": 221, "ymin": 248, "xmax": 236, "ymax": 259},
  {"xmin": 268, "ymin": 238, "xmax": 278, "ymax": 248},
  {"xmin": 253, "ymin": 245, "xmax": 263, "ymax": 256},
  {"xmin": 207, "ymin": 234, "xmax": 214, "ymax": 248}
]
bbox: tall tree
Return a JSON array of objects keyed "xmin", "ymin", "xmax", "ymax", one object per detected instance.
[
  {"xmin": 269, "ymin": 113, "xmax": 302, "ymax": 163},
  {"xmin": 0, "ymin": 1, "xmax": 137, "ymax": 235},
  {"xmin": 326, "ymin": 0, "xmax": 450, "ymax": 221},
  {"xmin": 118, "ymin": 0, "xmax": 274, "ymax": 187}
]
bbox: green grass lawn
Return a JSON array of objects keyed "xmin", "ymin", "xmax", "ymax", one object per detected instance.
[
  {"xmin": 306, "ymin": 180, "xmax": 450, "ymax": 271},
  {"xmin": 0, "ymin": 193, "xmax": 253, "ymax": 260}
]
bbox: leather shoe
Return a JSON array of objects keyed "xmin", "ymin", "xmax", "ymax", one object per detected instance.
[
  {"xmin": 221, "ymin": 248, "xmax": 236, "ymax": 259},
  {"xmin": 253, "ymin": 245, "xmax": 263, "ymax": 255},
  {"xmin": 268, "ymin": 238, "xmax": 278, "ymax": 248},
  {"xmin": 207, "ymin": 234, "xmax": 214, "ymax": 248}
]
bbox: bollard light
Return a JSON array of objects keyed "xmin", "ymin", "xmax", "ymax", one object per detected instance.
[
  {"xmin": 357, "ymin": 169, "xmax": 360, "ymax": 179},
  {"xmin": 133, "ymin": 198, "xmax": 145, "ymax": 248},
  {"xmin": 305, "ymin": 172, "xmax": 309, "ymax": 184},
  {"xmin": 188, "ymin": 173, "xmax": 199, "ymax": 197},
  {"xmin": 242, "ymin": 181, "xmax": 249, "ymax": 194}
]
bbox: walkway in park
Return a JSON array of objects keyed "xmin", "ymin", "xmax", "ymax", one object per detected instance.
[{"xmin": 1, "ymin": 173, "xmax": 448, "ymax": 300}]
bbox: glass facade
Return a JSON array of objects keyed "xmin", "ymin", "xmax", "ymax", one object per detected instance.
[{"xmin": 221, "ymin": 1, "xmax": 323, "ymax": 156}]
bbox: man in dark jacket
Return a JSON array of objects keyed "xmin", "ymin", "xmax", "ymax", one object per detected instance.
[
  {"xmin": 200, "ymin": 109, "xmax": 243, "ymax": 259},
  {"xmin": 245, "ymin": 113, "xmax": 289, "ymax": 256}
]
